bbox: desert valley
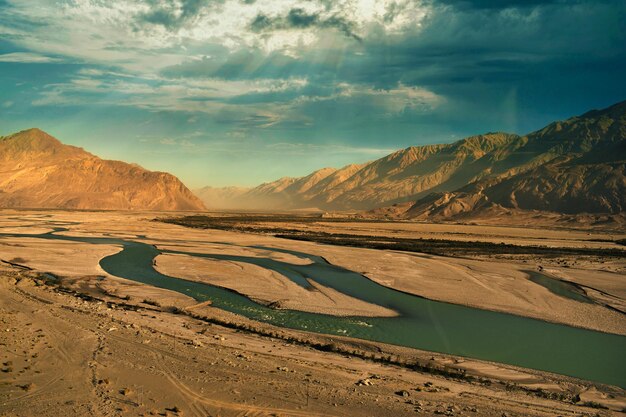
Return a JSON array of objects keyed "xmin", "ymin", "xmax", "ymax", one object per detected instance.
[
  {"xmin": 1, "ymin": 1, "xmax": 625, "ymax": 415},
  {"xmin": 0, "ymin": 101, "xmax": 625, "ymax": 416}
]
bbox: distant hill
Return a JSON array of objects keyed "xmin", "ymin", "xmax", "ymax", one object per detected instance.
[{"xmin": 0, "ymin": 128, "xmax": 206, "ymax": 211}]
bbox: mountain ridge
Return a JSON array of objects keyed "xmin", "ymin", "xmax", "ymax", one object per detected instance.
[
  {"xmin": 195, "ymin": 100, "xmax": 626, "ymax": 216},
  {"xmin": 0, "ymin": 128, "xmax": 206, "ymax": 211}
]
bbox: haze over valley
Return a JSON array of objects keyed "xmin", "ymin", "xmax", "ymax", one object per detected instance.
[{"xmin": 195, "ymin": 101, "xmax": 626, "ymax": 222}]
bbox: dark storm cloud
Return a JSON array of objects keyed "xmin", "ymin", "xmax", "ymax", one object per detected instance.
[
  {"xmin": 434, "ymin": 0, "xmax": 571, "ymax": 10},
  {"xmin": 249, "ymin": 8, "xmax": 361, "ymax": 40},
  {"xmin": 149, "ymin": 0, "xmax": 626, "ymax": 138},
  {"xmin": 164, "ymin": 1, "xmax": 624, "ymax": 85},
  {"xmin": 372, "ymin": 1, "xmax": 624, "ymax": 84},
  {"xmin": 137, "ymin": 0, "xmax": 224, "ymax": 30},
  {"xmin": 432, "ymin": 0, "xmax": 622, "ymax": 11}
]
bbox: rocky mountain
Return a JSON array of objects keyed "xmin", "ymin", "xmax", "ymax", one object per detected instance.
[
  {"xmin": 0, "ymin": 128, "xmax": 206, "ymax": 211},
  {"xmin": 198, "ymin": 100, "xmax": 625, "ymax": 216},
  {"xmin": 375, "ymin": 101, "xmax": 626, "ymax": 220}
]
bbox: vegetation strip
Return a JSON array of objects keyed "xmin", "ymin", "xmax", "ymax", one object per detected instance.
[{"xmin": 159, "ymin": 216, "xmax": 626, "ymax": 259}]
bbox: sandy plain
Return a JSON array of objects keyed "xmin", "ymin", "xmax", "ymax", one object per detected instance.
[{"xmin": 0, "ymin": 209, "xmax": 625, "ymax": 416}]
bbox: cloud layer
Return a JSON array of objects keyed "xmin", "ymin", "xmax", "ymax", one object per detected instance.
[{"xmin": 0, "ymin": 0, "xmax": 624, "ymax": 186}]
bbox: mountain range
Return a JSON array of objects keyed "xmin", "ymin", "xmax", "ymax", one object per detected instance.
[
  {"xmin": 1, "ymin": 101, "xmax": 624, "ymax": 217},
  {"xmin": 196, "ymin": 100, "xmax": 626, "ymax": 218},
  {"xmin": 0, "ymin": 129, "xmax": 205, "ymax": 211}
]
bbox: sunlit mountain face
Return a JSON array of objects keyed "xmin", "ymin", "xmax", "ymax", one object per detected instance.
[{"xmin": 0, "ymin": 0, "xmax": 624, "ymax": 188}]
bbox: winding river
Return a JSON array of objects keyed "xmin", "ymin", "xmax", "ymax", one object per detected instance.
[{"xmin": 2, "ymin": 228, "xmax": 625, "ymax": 388}]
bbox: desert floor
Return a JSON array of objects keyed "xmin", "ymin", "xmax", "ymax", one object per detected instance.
[{"xmin": 0, "ymin": 209, "xmax": 625, "ymax": 416}]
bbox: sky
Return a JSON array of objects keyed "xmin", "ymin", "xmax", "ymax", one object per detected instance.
[{"xmin": 0, "ymin": 0, "xmax": 625, "ymax": 188}]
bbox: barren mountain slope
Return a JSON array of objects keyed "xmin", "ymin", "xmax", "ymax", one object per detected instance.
[
  {"xmin": 0, "ymin": 128, "xmax": 206, "ymax": 211},
  {"xmin": 386, "ymin": 101, "xmax": 626, "ymax": 220},
  {"xmin": 201, "ymin": 100, "xmax": 625, "ymax": 214}
]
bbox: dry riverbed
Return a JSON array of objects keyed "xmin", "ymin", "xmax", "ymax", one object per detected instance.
[
  {"xmin": 1, "ymin": 264, "xmax": 625, "ymax": 416},
  {"xmin": 0, "ymin": 210, "xmax": 625, "ymax": 416}
]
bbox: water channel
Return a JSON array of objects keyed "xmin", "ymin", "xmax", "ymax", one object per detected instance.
[{"xmin": 1, "ymin": 228, "xmax": 624, "ymax": 388}]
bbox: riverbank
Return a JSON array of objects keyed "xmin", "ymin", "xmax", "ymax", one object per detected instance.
[
  {"xmin": 158, "ymin": 213, "xmax": 626, "ymax": 336},
  {"xmin": 1, "ymin": 264, "xmax": 624, "ymax": 416}
]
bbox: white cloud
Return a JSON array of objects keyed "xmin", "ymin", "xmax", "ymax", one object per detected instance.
[
  {"xmin": 4, "ymin": 0, "xmax": 438, "ymax": 128},
  {"xmin": 1, "ymin": 0, "xmax": 431, "ymax": 71},
  {"xmin": 296, "ymin": 83, "xmax": 444, "ymax": 115},
  {"xmin": 0, "ymin": 52, "xmax": 62, "ymax": 63},
  {"xmin": 30, "ymin": 70, "xmax": 308, "ymax": 111},
  {"xmin": 160, "ymin": 138, "xmax": 195, "ymax": 147},
  {"xmin": 28, "ymin": 71, "xmax": 300, "ymax": 128}
]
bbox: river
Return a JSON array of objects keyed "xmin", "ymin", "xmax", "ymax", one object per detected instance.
[{"xmin": 1, "ymin": 228, "xmax": 624, "ymax": 388}]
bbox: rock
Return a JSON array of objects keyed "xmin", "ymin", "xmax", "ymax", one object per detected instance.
[
  {"xmin": 165, "ymin": 406, "xmax": 182, "ymax": 414},
  {"xmin": 18, "ymin": 383, "xmax": 34, "ymax": 391},
  {"xmin": 396, "ymin": 390, "xmax": 410, "ymax": 397}
]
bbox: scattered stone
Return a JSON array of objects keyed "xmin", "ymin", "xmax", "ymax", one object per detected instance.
[
  {"xmin": 165, "ymin": 406, "xmax": 181, "ymax": 414},
  {"xmin": 18, "ymin": 383, "xmax": 34, "ymax": 391},
  {"xmin": 356, "ymin": 378, "xmax": 373, "ymax": 386},
  {"xmin": 396, "ymin": 390, "xmax": 410, "ymax": 397}
]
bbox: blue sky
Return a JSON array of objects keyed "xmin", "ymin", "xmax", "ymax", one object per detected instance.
[{"xmin": 1, "ymin": 0, "xmax": 625, "ymax": 188}]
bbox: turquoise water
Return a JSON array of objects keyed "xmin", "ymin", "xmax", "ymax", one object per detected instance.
[
  {"xmin": 527, "ymin": 271, "xmax": 593, "ymax": 303},
  {"xmin": 2, "ymin": 230, "xmax": 625, "ymax": 387}
]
